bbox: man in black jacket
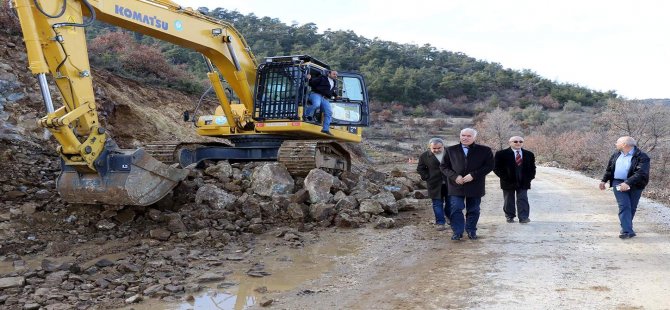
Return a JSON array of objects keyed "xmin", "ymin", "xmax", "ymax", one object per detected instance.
[
  {"xmin": 599, "ymin": 136, "xmax": 650, "ymax": 239},
  {"xmin": 440, "ymin": 128, "xmax": 494, "ymax": 240},
  {"xmin": 493, "ymin": 136, "xmax": 536, "ymax": 224},
  {"xmin": 417, "ymin": 137, "xmax": 450, "ymax": 231},
  {"xmin": 305, "ymin": 70, "xmax": 338, "ymax": 135}
]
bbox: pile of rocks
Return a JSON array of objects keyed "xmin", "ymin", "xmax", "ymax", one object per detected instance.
[
  {"xmin": 0, "ymin": 159, "xmax": 430, "ymax": 309},
  {"xmin": 186, "ymin": 161, "xmax": 427, "ymax": 232}
]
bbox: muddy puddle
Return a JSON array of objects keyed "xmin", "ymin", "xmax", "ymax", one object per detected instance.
[{"xmin": 123, "ymin": 237, "xmax": 359, "ymax": 310}]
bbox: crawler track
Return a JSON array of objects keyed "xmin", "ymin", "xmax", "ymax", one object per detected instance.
[
  {"xmin": 278, "ymin": 140, "xmax": 350, "ymax": 176},
  {"xmin": 145, "ymin": 139, "xmax": 351, "ymax": 176}
]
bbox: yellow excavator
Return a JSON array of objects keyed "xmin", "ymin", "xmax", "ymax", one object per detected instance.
[{"xmin": 13, "ymin": 0, "xmax": 369, "ymax": 206}]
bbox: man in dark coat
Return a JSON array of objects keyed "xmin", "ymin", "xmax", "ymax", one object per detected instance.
[
  {"xmin": 493, "ymin": 136, "xmax": 536, "ymax": 224},
  {"xmin": 305, "ymin": 70, "xmax": 338, "ymax": 135},
  {"xmin": 599, "ymin": 136, "xmax": 650, "ymax": 239},
  {"xmin": 440, "ymin": 128, "xmax": 494, "ymax": 241},
  {"xmin": 417, "ymin": 137, "xmax": 450, "ymax": 230}
]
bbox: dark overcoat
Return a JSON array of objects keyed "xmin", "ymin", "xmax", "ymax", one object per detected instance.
[
  {"xmin": 601, "ymin": 147, "xmax": 650, "ymax": 190},
  {"xmin": 440, "ymin": 143, "xmax": 494, "ymax": 197},
  {"xmin": 308, "ymin": 75, "xmax": 337, "ymax": 97},
  {"xmin": 493, "ymin": 148, "xmax": 536, "ymax": 190},
  {"xmin": 416, "ymin": 150, "xmax": 446, "ymax": 199}
]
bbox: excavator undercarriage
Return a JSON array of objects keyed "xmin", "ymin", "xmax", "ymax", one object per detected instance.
[{"xmin": 144, "ymin": 138, "xmax": 352, "ymax": 177}]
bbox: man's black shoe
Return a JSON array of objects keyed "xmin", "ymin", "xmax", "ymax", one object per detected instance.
[
  {"xmin": 506, "ymin": 218, "xmax": 514, "ymax": 223},
  {"xmin": 467, "ymin": 231, "xmax": 478, "ymax": 240},
  {"xmin": 303, "ymin": 116, "xmax": 313, "ymax": 122},
  {"xmin": 619, "ymin": 232, "xmax": 636, "ymax": 239},
  {"xmin": 321, "ymin": 130, "xmax": 333, "ymax": 136},
  {"xmin": 450, "ymin": 234, "xmax": 462, "ymax": 241},
  {"xmin": 519, "ymin": 218, "xmax": 531, "ymax": 224}
]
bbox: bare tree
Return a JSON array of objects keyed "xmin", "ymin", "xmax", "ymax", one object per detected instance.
[
  {"xmin": 599, "ymin": 99, "xmax": 670, "ymax": 152},
  {"xmin": 476, "ymin": 108, "xmax": 521, "ymax": 151}
]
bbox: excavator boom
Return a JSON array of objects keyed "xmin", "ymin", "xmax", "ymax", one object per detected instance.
[{"xmin": 11, "ymin": 0, "xmax": 254, "ymax": 205}]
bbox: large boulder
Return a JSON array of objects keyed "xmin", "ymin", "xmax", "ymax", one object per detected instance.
[
  {"xmin": 241, "ymin": 201, "xmax": 262, "ymax": 219},
  {"xmin": 251, "ymin": 163, "xmax": 294, "ymax": 197},
  {"xmin": 374, "ymin": 217, "xmax": 396, "ymax": 229},
  {"xmin": 304, "ymin": 168, "xmax": 336, "ymax": 204},
  {"xmin": 388, "ymin": 176, "xmax": 415, "ymax": 191},
  {"xmin": 204, "ymin": 161, "xmax": 233, "ymax": 182},
  {"xmin": 372, "ymin": 191, "xmax": 398, "ymax": 214},
  {"xmin": 195, "ymin": 184, "xmax": 237, "ymax": 210},
  {"xmin": 291, "ymin": 189, "xmax": 310, "ymax": 204},
  {"xmin": 339, "ymin": 171, "xmax": 360, "ymax": 189},
  {"xmin": 309, "ymin": 202, "xmax": 336, "ymax": 223},
  {"xmin": 335, "ymin": 195, "xmax": 359, "ymax": 211},
  {"xmin": 397, "ymin": 198, "xmax": 421, "ymax": 211},
  {"xmin": 334, "ymin": 212, "xmax": 363, "ymax": 228},
  {"xmin": 363, "ymin": 168, "xmax": 387, "ymax": 184},
  {"xmin": 287, "ymin": 203, "xmax": 307, "ymax": 222},
  {"xmin": 404, "ymin": 171, "xmax": 423, "ymax": 185},
  {"xmin": 359, "ymin": 199, "xmax": 384, "ymax": 215}
]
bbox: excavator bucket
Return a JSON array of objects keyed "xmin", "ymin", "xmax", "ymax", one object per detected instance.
[{"xmin": 57, "ymin": 148, "xmax": 188, "ymax": 206}]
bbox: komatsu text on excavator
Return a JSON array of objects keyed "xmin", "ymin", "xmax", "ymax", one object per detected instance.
[{"xmin": 13, "ymin": 0, "xmax": 370, "ymax": 206}]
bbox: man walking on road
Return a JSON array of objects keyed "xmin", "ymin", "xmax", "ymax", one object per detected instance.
[
  {"xmin": 493, "ymin": 136, "xmax": 536, "ymax": 223},
  {"xmin": 599, "ymin": 136, "xmax": 650, "ymax": 239},
  {"xmin": 417, "ymin": 137, "xmax": 450, "ymax": 231},
  {"xmin": 441, "ymin": 128, "xmax": 494, "ymax": 241}
]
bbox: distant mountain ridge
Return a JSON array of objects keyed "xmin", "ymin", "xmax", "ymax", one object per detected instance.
[{"xmin": 640, "ymin": 99, "xmax": 670, "ymax": 106}]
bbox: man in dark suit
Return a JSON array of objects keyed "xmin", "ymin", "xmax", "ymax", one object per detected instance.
[
  {"xmin": 599, "ymin": 136, "xmax": 650, "ymax": 239},
  {"xmin": 440, "ymin": 128, "xmax": 494, "ymax": 240},
  {"xmin": 305, "ymin": 70, "xmax": 338, "ymax": 135},
  {"xmin": 417, "ymin": 137, "xmax": 450, "ymax": 231},
  {"xmin": 493, "ymin": 136, "xmax": 536, "ymax": 224}
]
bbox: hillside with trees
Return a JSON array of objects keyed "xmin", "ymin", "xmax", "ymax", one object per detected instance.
[{"xmin": 1, "ymin": 5, "xmax": 617, "ymax": 114}]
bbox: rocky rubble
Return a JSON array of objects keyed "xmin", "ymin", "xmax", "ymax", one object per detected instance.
[{"xmin": 0, "ymin": 155, "xmax": 430, "ymax": 309}]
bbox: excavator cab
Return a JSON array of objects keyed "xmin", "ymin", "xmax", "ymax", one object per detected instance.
[{"xmin": 254, "ymin": 55, "xmax": 370, "ymax": 130}]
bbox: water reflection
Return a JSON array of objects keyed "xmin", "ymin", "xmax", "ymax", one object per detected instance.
[
  {"xmin": 177, "ymin": 290, "xmax": 250, "ymax": 310},
  {"xmin": 172, "ymin": 238, "xmax": 359, "ymax": 310}
]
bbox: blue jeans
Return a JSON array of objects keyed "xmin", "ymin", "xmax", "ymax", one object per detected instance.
[
  {"xmin": 613, "ymin": 180, "xmax": 643, "ymax": 234},
  {"xmin": 432, "ymin": 199, "xmax": 447, "ymax": 225},
  {"xmin": 306, "ymin": 93, "xmax": 332, "ymax": 131},
  {"xmin": 432, "ymin": 184, "xmax": 450, "ymax": 225},
  {"xmin": 449, "ymin": 196, "xmax": 481, "ymax": 235}
]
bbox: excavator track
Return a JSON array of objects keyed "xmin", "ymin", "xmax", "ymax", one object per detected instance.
[
  {"xmin": 145, "ymin": 140, "xmax": 351, "ymax": 177},
  {"xmin": 143, "ymin": 141, "xmax": 181, "ymax": 164},
  {"xmin": 278, "ymin": 140, "xmax": 351, "ymax": 176}
]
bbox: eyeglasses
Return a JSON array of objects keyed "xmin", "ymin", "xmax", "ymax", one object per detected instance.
[{"xmin": 511, "ymin": 141, "xmax": 524, "ymax": 143}]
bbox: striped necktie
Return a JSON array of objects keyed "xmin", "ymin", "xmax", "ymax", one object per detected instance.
[{"xmin": 515, "ymin": 150, "xmax": 522, "ymax": 166}]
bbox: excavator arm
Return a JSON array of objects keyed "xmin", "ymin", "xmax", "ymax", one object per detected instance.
[
  {"xmin": 12, "ymin": 0, "xmax": 260, "ymax": 205},
  {"xmin": 13, "ymin": 0, "xmax": 371, "ymax": 205}
]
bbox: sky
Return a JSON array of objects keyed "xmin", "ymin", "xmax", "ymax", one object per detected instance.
[{"xmin": 175, "ymin": 0, "xmax": 670, "ymax": 99}]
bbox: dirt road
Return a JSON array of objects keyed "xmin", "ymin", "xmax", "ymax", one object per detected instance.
[{"xmin": 257, "ymin": 166, "xmax": 670, "ymax": 309}]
